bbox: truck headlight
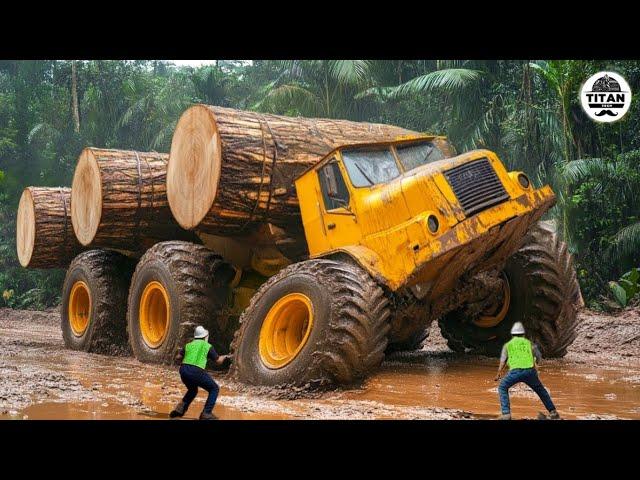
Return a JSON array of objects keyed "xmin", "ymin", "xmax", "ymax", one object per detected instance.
[
  {"xmin": 517, "ymin": 173, "xmax": 530, "ymax": 189},
  {"xmin": 427, "ymin": 215, "xmax": 439, "ymax": 234}
]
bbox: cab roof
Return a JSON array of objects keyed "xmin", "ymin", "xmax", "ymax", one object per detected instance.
[{"xmin": 294, "ymin": 134, "xmax": 446, "ymax": 181}]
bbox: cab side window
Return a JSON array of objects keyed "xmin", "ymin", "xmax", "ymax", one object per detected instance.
[{"xmin": 318, "ymin": 161, "xmax": 350, "ymax": 211}]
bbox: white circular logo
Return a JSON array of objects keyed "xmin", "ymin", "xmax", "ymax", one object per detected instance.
[{"xmin": 580, "ymin": 71, "xmax": 632, "ymax": 123}]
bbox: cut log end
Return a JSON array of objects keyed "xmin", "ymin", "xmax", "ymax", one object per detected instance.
[
  {"xmin": 166, "ymin": 105, "xmax": 419, "ymax": 237},
  {"xmin": 71, "ymin": 148, "xmax": 102, "ymax": 246},
  {"xmin": 16, "ymin": 188, "xmax": 36, "ymax": 267},
  {"xmin": 16, "ymin": 187, "xmax": 81, "ymax": 269},
  {"xmin": 168, "ymin": 105, "xmax": 222, "ymax": 230}
]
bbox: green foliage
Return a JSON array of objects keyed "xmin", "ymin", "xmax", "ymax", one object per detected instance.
[
  {"xmin": 556, "ymin": 148, "xmax": 640, "ymax": 302},
  {"xmin": 609, "ymin": 268, "xmax": 640, "ymax": 307},
  {"xmin": 1, "ymin": 59, "xmax": 639, "ymax": 310}
]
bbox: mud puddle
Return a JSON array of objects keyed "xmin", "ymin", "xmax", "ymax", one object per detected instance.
[
  {"xmin": 347, "ymin": 353, "xmax": 640, "ymax": 419},
  {"xmin": 15, "ymin": 401, "xmax": 289, "ymax": 420},
  {"xmin": 1, "ymin": 307, "xmax": 639, "ymax": 420},
  {"xmin": 4, "ymin": 351, "xmax": 639, "ymax": 420}
]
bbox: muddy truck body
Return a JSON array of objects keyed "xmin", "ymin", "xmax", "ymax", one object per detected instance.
[{"xmin": 44, "ymin": 122, "xmax": 582, "ymax": 389}]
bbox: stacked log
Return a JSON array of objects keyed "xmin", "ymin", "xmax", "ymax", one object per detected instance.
[
  {"xmin": 70, "ymin": 148, "xmax": 196, "ymax": 254},
  {"xmin": 16, "ymin": 187, "xmax": 83, "ymax": 268},
  {"xmin": 167, "ymin": 105, "xmax": 420, "ymax": 236},
  {"xmin": 19, "ymin": 109, "xmax": 446, "ymax": 269}
]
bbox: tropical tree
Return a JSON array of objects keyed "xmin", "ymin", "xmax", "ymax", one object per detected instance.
[{"xmin": 254, "ymin": 60, "xmax": 381, "ymax": 120}]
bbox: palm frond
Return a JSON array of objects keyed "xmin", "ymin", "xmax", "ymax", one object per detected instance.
[
  {"xmin": 390, "ymin": 69, "xmax": 484, "ymax": 98},
  {"xmin": 354, "ymin": 86, "xmax": 395, "ymax": 100},
  {"xmin": 330, "ymin": 60, "xmax": 371, "ymax": 86},
  {"xmin": 257, "ymin": 84, "xmax": 323, "ymax": 116},
  {"xmin": 610, "ymin": 221, "xmax": 640, "ymax": 261},
  {"xmin": 27, "ymin": 123, "xmax": 60, "ymax": 144},
  {"xmin": 559, "ymin": 158, "xmax": 616, "ymax": 184}
]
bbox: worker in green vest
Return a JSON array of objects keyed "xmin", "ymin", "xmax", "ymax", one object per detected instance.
[
  {"xmin": 169, "ymin": 326, "xmax": 231, "ymax": 420},
  {"xmin": 494, "ymin": 322, "xmax": 560, "ymax": 420}
]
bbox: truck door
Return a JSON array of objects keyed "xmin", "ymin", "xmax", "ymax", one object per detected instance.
[{"xmin": 317, "ymin": 159, "xmax": 361, "ymax": 250}]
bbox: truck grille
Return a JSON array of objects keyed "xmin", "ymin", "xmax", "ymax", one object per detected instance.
[{"xmin": 444, "ymin": 159, "xmax": 509, "ymax": 216}]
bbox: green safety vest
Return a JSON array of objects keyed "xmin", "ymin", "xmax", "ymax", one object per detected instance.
[
  {"xmin": 506, "ymin": 336, "xmax": 535, "ymax": 370},
  {"xmin": 182, "ymin": 339, "xmax": 211, "ymax": 369}
]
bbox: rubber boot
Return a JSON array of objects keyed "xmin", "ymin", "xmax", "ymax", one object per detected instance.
[
  {"xmin": 199, "ymin": 411, "xmax": 219, "ymax": 420},
  {"xmin": 169, "ymin": 401, "xmax": 186, "ymax": 418},
  {"xmin": 548, "ymin": 410, "xmax": 561, "ymax": 420},
  {"xmin": 497, "ymin": 413, "xmax": 512, "ymax": 420}
]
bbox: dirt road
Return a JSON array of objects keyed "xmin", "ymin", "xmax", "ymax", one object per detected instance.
[{"xmin": 1, "ymin": 307, "xmax": 638, "ymax": 420}]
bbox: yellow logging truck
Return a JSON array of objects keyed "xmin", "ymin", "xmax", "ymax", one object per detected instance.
[{"xmin": 54, "ymin": 112, "xmax": 581, "ymax": 390}]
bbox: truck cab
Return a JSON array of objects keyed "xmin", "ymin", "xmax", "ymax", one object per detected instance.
[{"xmin": 294, "ymin": 136, "xmax": 556, "ymax": 299}]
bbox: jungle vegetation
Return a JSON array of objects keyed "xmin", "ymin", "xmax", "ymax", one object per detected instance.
[{"xmin": 0, "ymin": 60, "xmax": 638, "ymax": 309}]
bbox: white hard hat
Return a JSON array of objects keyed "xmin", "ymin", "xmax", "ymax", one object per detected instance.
[
  {"xmin": 510, "ymin": 322, "xmax": 525, "ymax": 335},
  {"xmin": 194, "ymin": 326, "xmax": 209, "ymax": 339}
]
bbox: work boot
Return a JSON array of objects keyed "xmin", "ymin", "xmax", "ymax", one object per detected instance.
[
  {"xmin": 199, "ymin": 411, "xmax": 219, "ymax": 420},
  {"xmin": 169, "ymin": 401, "xmax": 186, "ymax": 418},
  {"xmin": 548, "ymin": 410, "xmax": 561, "ymax": 420},
  {"xmin": 497, "ymin": 413, "xmax": 512, "ymax": 420}
]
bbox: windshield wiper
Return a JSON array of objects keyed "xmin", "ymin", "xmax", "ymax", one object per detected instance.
[
  {"xmin": 421, "ymin": 144, "xmax": 435, "ymax": 164},
  {"xmin": 354, "ymin": 162, "xmax": 375, "ymax": 186}
]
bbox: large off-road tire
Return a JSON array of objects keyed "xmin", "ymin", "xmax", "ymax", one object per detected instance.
[
  {"xmin": 386, "ymin": 300, "xmax": 430, "ymax": 353},
  {"xmin": 439, "ymin": 221, "xmax": 583, "ymax": 357},
  {"xmin": 386, "ymin": 327, "xmax": 430, "ymax": 353},
  {"xmin": 61, "ymin": 250, "xmax": 135, "ymax": 355},
  {"xmin": 127, "ymin": 241, "xmax": 234, "ymax": 365},
  {"xmin": 230, "ymin": 259, "xmax": 391, "ymax": 389}
]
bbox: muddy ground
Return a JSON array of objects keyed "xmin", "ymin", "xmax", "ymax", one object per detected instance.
[{"xmin": 1, "ymin": 307, "xmax": 638, "ymax": 420}]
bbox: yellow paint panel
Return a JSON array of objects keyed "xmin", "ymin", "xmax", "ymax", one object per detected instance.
[{"xmin": 294, "ymin": 173, "xmax": 331, "ymax": 256}]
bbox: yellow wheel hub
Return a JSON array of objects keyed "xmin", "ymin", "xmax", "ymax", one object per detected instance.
[
  {"xmin": 473, "ymin": 275, "xmax": 511, "ymax": 328},
  {"xmin": 259, "ymin": 293, "xmax": 314, "ymax": 369},
  {"xmin": 69, "ymin": 281, "xmax": 91, "ymax": 336},
  {"xmin": 139, "ymin": 281, "xmax": 170, "ymax": 348}
]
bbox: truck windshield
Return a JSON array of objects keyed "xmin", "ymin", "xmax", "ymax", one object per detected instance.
[
  {"xmin": 342, "ymin": 148, "xmax": 400, "ymax": 187},
  {"xmin": 396, "ymin": 141, "xmax": 445, "ymax": 171}
]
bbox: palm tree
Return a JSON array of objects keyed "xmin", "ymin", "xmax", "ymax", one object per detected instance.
[
  {"xmin": 529, "ymin": 60, "xmax": 591, "ymax": 162},
  {"xmin": 254, "ymin": 60, "xmax": 379, "ymax": 120},
  {"xmin": 382, "ymin": 60, "xmax": 498, "ymax": 150},
  {"xmin": 118, "ymin": 67, "xmax": 194, "ymax": 151},
  {"xmin": 558, "ymin": 150, "xmax": 640, "ymax": 263},
  {"xmin": 190, "ymin": 64, "xmax": 234, "ymax": 106}
]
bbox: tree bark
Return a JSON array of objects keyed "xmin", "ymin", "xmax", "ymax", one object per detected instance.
[
  {"xmin": 71, "ymin": 61, "xmax": 80, "ymax": 133},
  {"xmin": 168, "ymin": 105, "xmax": 435, "ymax": 237},
  {"xmin": 16, "ymin": 187, "xmax": 83, "ymax": 268},
  {"xmin": 71, "ymin": 148, "xmax": 197, "ymax": 255}
]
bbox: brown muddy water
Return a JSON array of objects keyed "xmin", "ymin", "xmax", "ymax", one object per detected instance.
[{"xmin": 1, "ymin": 308, "xmax": 639, "ymax": 420}]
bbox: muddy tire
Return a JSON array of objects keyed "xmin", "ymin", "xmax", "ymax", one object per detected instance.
[
  {"xmin": 61, "ymin": 250, "xmax": 134, "ymax": 355},
  {"xmin": 230, "ymin": 259, "xmax": 391, "ymax": 389},
  {"xmin": 386, "ymin": 327, "xmax": 430, "ymax": 353},
  {"xmin": 439, "ymin": 221, "xmax": 583, "ymax": 357},
  {"xmin": 127, "ymin": 241, "xmax": 234, "ymax": 365},
  {"xmin": 386, "ymin": 300, "xmax": 430, "ymax": 353},
  {"xmin": 386, "ymin": 305, "xmax": 430, "ymax": 353}
]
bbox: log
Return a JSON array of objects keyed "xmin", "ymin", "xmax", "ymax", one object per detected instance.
[
  {"xmin": 167, "ymin": 105, "xmax": 426, "ymax": 236},
  {"xmin": 71, "ymin": 148, "xmax": 196, "ymax": 254},
  {"xmin": 16, "ymin": 187, "xmax": 83, "ymax": 268}
]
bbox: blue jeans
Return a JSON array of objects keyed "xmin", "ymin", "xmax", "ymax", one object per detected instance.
[
  {"xmin": 498, "ymin": 368, "xmax": 556, "ymax": 415},
  {"xmin": 179, "ymin": 364, "xmax": 219, "ymax": 414}
]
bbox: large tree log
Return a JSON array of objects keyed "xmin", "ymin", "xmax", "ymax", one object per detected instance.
[
  {"xmin": 16, "ymin": 187, "xmax": 83, "ymax": 268},
  {"xmin": 167, "ymin": 105, "xmax": 434, "ymax": 237},
  {"xmin": 71, "ymin": 148, "xmax": 196, "ymax": 254}
]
